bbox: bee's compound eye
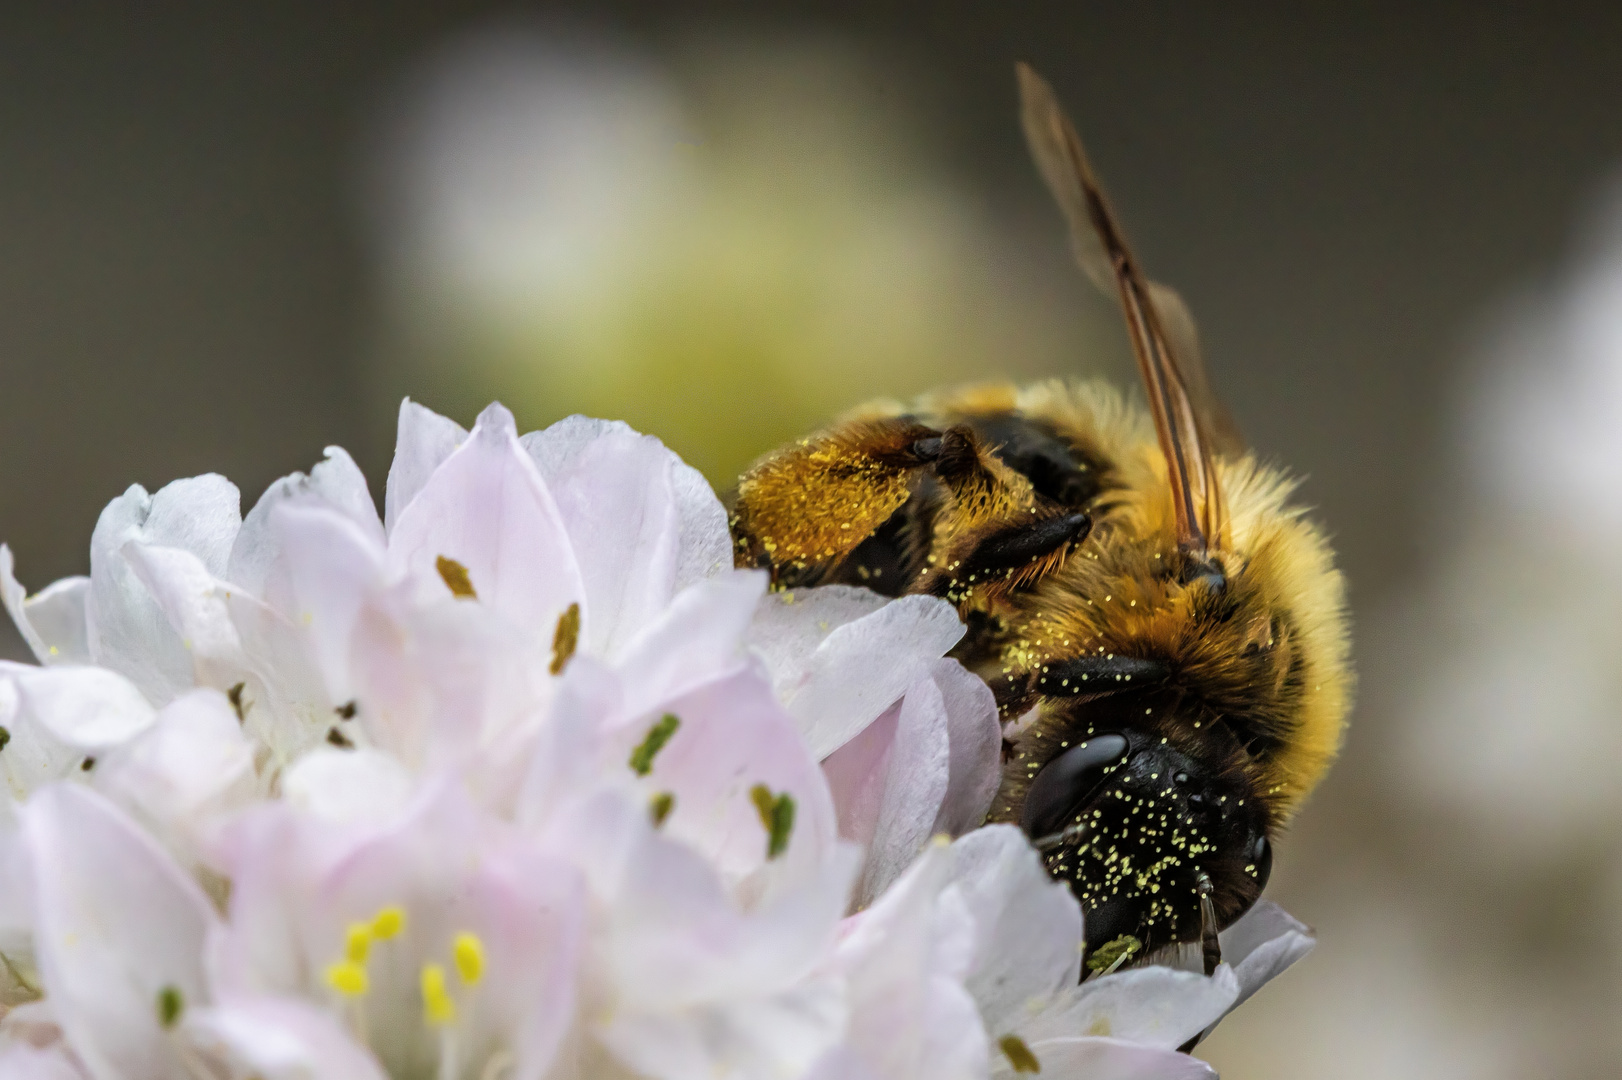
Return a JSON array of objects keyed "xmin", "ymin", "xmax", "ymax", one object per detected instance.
[
  {"xmin": 1020, "ymin": 733, "xmax": 1130, "ymax": 841},
  {"xmin": 1248, "ymin": 833, "xmax": 1273, "ymax": 889}
]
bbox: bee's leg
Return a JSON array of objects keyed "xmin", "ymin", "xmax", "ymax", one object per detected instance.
[
  {"xmin": 916, "ymin": 428, "xmax": 1094, "ymax": 600},
  {"xmin": 730, "ymin": 416, "xmax": 945, "ymax": 586}
]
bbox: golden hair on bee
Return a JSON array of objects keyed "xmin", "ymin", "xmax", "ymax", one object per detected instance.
[{"xmin": 728, "ymin": 64, "xmax": 1352, "ymax": 974}]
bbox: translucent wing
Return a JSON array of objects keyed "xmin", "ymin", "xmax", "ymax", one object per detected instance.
[{"xmin": 1016, "ymin": 62, "xmax": 1232, "ymax": 552}]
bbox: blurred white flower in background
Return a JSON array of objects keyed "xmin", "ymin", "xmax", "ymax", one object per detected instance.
[
  {"xmin": 0, "ymin": 401, "xmax": 1305, "ymax": 1079},
  {"xmin": 364, "ymin": 22, "xmax": 1113, "ymax": 483}
]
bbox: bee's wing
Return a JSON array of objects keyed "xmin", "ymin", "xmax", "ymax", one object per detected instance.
[{"xmin": 1017, "ymin": 62, "xmax": 1232, "ymax": 552}]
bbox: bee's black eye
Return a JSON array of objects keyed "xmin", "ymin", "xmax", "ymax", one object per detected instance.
[
  {"xmin": 1020, "ymin": 733, "xmax": 1130, "ymax": 840},
  {"xmin": 910, "ymin": 437, "xmax": 944, "ymax": 462}
]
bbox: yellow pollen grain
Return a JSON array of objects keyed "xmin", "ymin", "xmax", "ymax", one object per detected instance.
[
  {"xmin": 345, "ymin": 922, "xmax": 371, "ymax": 965},
  {"xmin": 453, "ymin": 932, "xmax": 485, "ymax": 985},
  {"xmin": 421, "ymin": 963, "xmax": 456, "ymax": 1026},
  {"xmin": 325, "ymin": 960, "xmax": 369, "ymax": 997}
]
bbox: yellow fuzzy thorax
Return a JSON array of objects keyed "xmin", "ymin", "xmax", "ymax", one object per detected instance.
[{"xmin": 926, "ymin": 380, "xmax": 1354, "ymax": 821}]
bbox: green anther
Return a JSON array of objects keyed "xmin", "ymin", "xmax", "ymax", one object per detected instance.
[
  {"xmin": 998, "ymin": 1034, "xmax": 1041, "ymax": 1073},
  {"xmin": 1085, "ymin": 934, "xmax": 1142, "ymax": 973},
  {"xmin": 550, "ymin": 603, "xmax": 581, "ymax": 675},
  {"xmin": 648, "ymin": 791, "xmax": 675, "ymax": 827},
  {"xmin": 227, "ymin": 682, "xmax": 248, "ymax": 722},
  {"xmin": 156, "ymin": 985, "xmax": 184, "ymax": 1029},
  {"xmin": 0, "ymin": 726, "xmax": 10, "ymax": 752},
  {"xmin": 749, "ymin": 784, "xmax": 796, "ymax": 860},
  {"xmin": 629, "ymin": 714, "xmax": 680, "ymax": 776},
  {"xmin": 435, "ymin": 555, "xmax": 477, "ymax": 599}
]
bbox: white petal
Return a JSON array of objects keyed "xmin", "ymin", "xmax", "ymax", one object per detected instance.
[
  {"xmin": 945, "ymin": 824, "xmax": 1084, "ymax": 1031},
  {"xmin": 611, "ymin": 572, "xmax": 764, "ymax": 720},
  {"xmin": 523, "ymin": 418, "xmax": 680, "ymax": 658},
  {"xmin": 0, "ymin": 1043, "xmax": 89, "ymax": 1080},
  {"xmin": 383, "ymin": 398, "xmax": 466, "ymax": 534},
  {"xmin": 86, "ymin": 477, "xmax": 241, "ymax": 703},
  {"xmin": 122, "ymin": 544, "xmax": 246, "ymax": 690},
  {"xmin": 187, "ymin": 995, "xmax": 387, "ymax": 1080},
  {"xmin": 23, "ymin": 784, "xmax": 218, "ymax": 1080},
  {"xmin": 269, "ymin": 503, "xmax": 388, "ymax": 707},
  {"xmin": 929, "ymin": 658, "xmax": 1001, "ymax": 837},
  {"xmin": 994, "ymin": 1036, "xmax": 1217, "ymax": 1080},
  {"xmin": 836, "ymin": 841, "xmax": 989, "ymax": 1080},
  {"xmin": 93, "ymin": 689, "xmax": 256, "ymax": 866},
  {"xmin": 522, "ymin": 415, "xmax": 731, "ymax": 593},
  {"xmin": 280, "ymin": 747, "xmax": 414, "ymax": 826},
  {"xmin": 1215, "ymin": 900, "xmax": 1315, "ymax": 1015},
  {"xmin": 1019, "ymin": 965, "xmax": 1238, "ymax": 1051},
  {"xmin": 389, "ymin": 403, "xmax": 585, "ymax": 650},
  {"xmin": 770, "ymin": 593, "xmax": 965, "ymax": 759},
  {"xmin": 231, "ymin": 446, "xmax": 383, "ymax": 596},
  {"xmin": 10, "ymin": 666, "xmax": 156, "ymax": 752},
  {"xmin": 1, "ymin": 547, "xmax": 89, "ymax": 667},
  {"xmin": 747, "ymin": 585, "xmax": 889, "ymax": 699},
  {"xmin": 844, "ymin": 669, "xmax": 952, "ymax": 907}
]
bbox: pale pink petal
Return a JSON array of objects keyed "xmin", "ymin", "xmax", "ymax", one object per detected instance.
[
  {"xmin": 23, "ymin": 785, "xmax": 218, "ymax": 1080},
  {"xmin": 269, "ymin": 503, "xmax": 388, "ymax": 708},
  {"xmin": 231, "ymin": 446, "xmax": 383, "ymax": 597},
  {"xmin": 0, "ymin": 1043, "xmax": 88, "ymax": 1080},
  {"xmin": 821, "ymin": 700, "xmax": 898, "ymax": 852},
  {"xmin": 0, "ymin": 547, "xmax": 89, "ymax": 667},
  {"xmin": 388, "ymin": 403, "xmax": 585, "ymax": 650},
  {"xmin": 835, "ymin": 841, "xmax": 988, "ymax": 1080},
  {"xmin": 121, "ymin": 544, "xmax": 247, "ymax": 691},
  {"xmin": 768, "ymin": 593, "xmax": 965, "ymax": 759},
  {"xmin": 998, "ymin": 1037, "xmax": 1217, "ymax": 1080},
  {"xmin": 1215, "ymin": 900, "xmax": 1315, "ymax": 1015},
  {"xmin": 93, "ymin": 689, "xmax": 256, "ymax": 867},
  {"xmin": 611, "ymin": 573, "xmax": 764, "ymax": 720},
  {"xmin": 1020, "ymin": 966, "xmax": 1238, "ymax": 1051},
  {"xmin": 633, "ymin": 667, "xmax": 841, "ymax": 898},
  {"xmin": 187, "ymin": 995, "xmax": 386, "ymax": 1080},
  {"xmin": 747, "ymin": 585, "xmax": 889, "ymax": 700},
  {"xmin": 9, "ymin": 666, "xmax": 155, "ymax": 753},
  {"xmin": 523, "ymin": 419, "xmax": 680, "ymax": 658},
  {"xmin": 280, "ymin": 748, "xmax": 415, "ymax": 827},
  {"xmin": 929, "ymin": 658, "xmax": 1001, "ymax": 837},
  {"xmin": 383, "ymin": 398, "xmax": 466, "ymax": 534},
  {"xmin": 86, "ymin": 477, "xmax": 241, "ymax": 703},
  {"xmin": 836, "ymin": 668, "xmax": 952, "ymax": 908},
  {"xmin": 945, "ymin": 825, "xmax": 1083, "ymax": 1030}
]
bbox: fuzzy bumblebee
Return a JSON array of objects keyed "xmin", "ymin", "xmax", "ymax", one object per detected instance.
[{"xmin": 730, "ymin": 65, "xmax": 1352, "ymax": 972}]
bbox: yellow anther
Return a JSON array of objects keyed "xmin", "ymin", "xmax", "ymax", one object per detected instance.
[
  {"xmin": 345, "ymin": 923, "xmax": 371, "ymax": 965},
  {"xmin": 453, "ymin": 932, "xmax": 485, "ymax": 985},
  {"xmin": 325, "ymin": 960, "xmax": 369, "ymax": 997},
  {"xmin": 421, "ymin": 963, "xmax": 456, "ymax": 1026},
  {"xmin": 371, "ymin": 906, "xmax": 405, "ymax": 940}
]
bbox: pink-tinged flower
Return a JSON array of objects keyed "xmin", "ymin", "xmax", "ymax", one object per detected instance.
[{"xmin": 0, "ymin": 398, "xmax": 1314, "ymax": 1080}]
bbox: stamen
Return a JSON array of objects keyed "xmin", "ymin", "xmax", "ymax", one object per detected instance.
[
  {"xmin": 648, "ymin": 791, "xmax": 675, "ymax": 826},
  {"xmin": 345, "ymin": 922, "xmax": 371, "ymax": 965},
  {"xmin": 371, "ymin": 906, "xmax": 406, "ymax": 940},
  {"xmin": 629, "ymin": 714, "xmax": 680, "ymax": 776},
  {"xmin": 749, "ymin": 784, "xmax": 796, "ymax": 860},
  {"xmin": 549, "ymin": 603, "xmax": 581, "ymax": 675},
  {"xmin": 325, "ymin": 961, "xmax": 369, "ymax": 997},
  {"xmin": 156, "ymin": 985, "xmax": 184, "ymax": 1029},
  {"xmin": 436, "ymin": 556, "xmax": 477, "ymax": 600},
  {"xmin": 998, "ymin": 1034, "xmax": 1041, "ymax": 1074},
  {"xmin": 421, "ymin": 963, "xmax": 456, "ymax": 1025},
  {"xmin": 453, "ymin": 932, "xmax": 485, "ymax": 985},
  {"xmin": 227, "ymin": 682, "xmax": 247, "ymax": 722}
]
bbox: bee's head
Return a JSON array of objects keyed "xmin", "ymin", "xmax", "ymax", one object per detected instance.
[{"xmin": 1013, "ymin": 698, "xmax": 1274, "ymax": 956}]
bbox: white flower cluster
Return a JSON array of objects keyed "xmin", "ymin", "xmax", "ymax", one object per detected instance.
[{"xmin": 0, "ymin": 402, "xmax": 1310, "ymax": 1080}]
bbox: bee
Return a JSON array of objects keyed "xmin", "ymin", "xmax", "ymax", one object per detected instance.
[{"xmin": 729, "ymin": 64, "xmax": 1351, "ymax": 973}]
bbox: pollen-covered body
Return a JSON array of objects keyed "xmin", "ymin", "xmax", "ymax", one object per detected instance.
[{"xmin": 730, "ymin": 378, "xmax": 1352, "ymax": 957}]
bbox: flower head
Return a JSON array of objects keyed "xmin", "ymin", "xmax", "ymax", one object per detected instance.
[{"xmin": 0, "ymin": 400, "xmax": 1311, "ymax": 1079}]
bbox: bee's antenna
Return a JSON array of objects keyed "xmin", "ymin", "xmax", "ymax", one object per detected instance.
[{"xmin": 1031, "ymin": 819, "xmax": 1089, "ymax": 853}]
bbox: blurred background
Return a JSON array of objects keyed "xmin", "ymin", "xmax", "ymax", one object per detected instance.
[{"xmin": 3, "ymin": 2, "xmax": 1622, "ymax": 1076}]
